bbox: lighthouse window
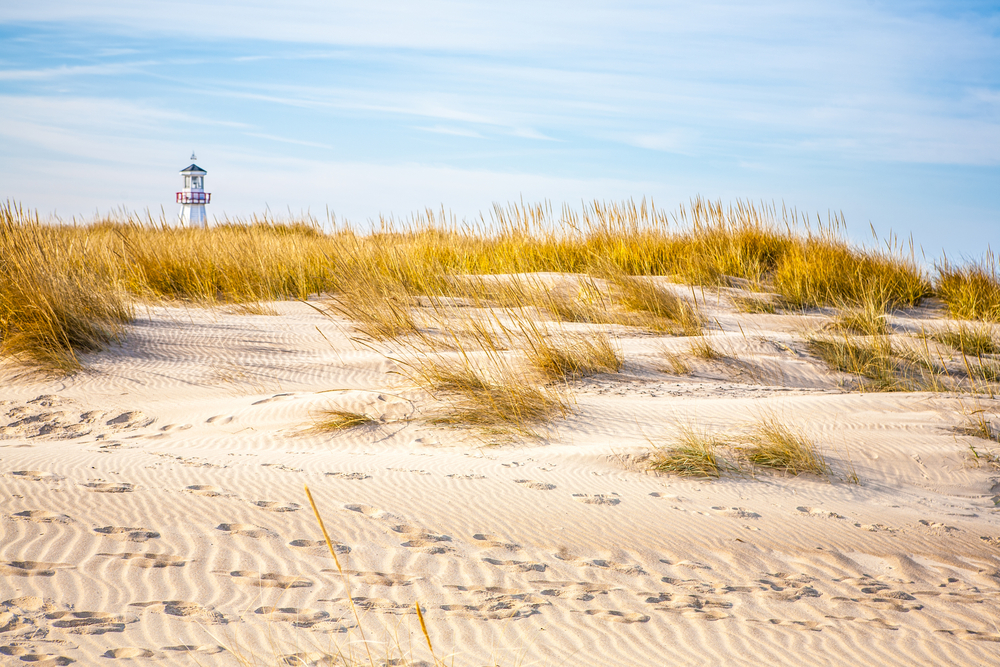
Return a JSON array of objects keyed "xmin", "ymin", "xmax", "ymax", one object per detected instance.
[
  {"xmin": 193, "ymin": 177, "xmax": 203, "ymax": 189},
  {"xmin": 184, "ymin": 176, "xmax": 191, "ymax": 188}
]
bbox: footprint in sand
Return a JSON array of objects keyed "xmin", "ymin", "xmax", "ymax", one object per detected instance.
[
  {"xmin": 757, "ymin": 573, "xmax": 822, "ymax": 601},
  {"xmin": 472, "ymin": 533, "xmax": 522, "ymax": 551},
  {"xmin": 45, "ymin": 610, "xmax": 136, "ymax": 635},
  {"xmin": 343, "ymin": 597, "xmax": 411, "ymax": 613},
  {"xmin": 96, "ymin": 552, "xmax": 186, "ymax": 568},
  {"xmin": 343, "ymin": 504, "xmax": 402, "ymax": 521},
  {"xmin": 222, "ymin": 571, "xmax": 314, "ymax": 589},
  {"xmin": 0, "ymin": 561, "xmax": 74, "ymax": 577},
  {"xmin": 711, "ymin": 506, "xmax": 761, "ymax": 519},
  {"xmin": 796, "ymin": 506, "xmax": 844, "ymax": 519},
  {"xmin": 281, "ymin": 652, "xmax": 354, "ymax": 666},
  {"xmin": 981, "ymin": 536, "xmax": 1000, "ymax": 548},
  {"xmin": 582, "ymin": 609, "xmax": 650, "ymax": 624},
  {"xmin": 11, "ymin": 510, "xmax": 72, "ymax": 524},
  {"xmin": 855, "ymin": 522, "xmax": 896, "ymax": 533},
  {"xmin": 261, "ymin": 463, "xmax": 303, "ymax": 473},
  {"xmin": 918, "ymin": 519, "xmax": 959, "ymax": 532},
  {"xmin": 752, "ymin": 618, "xmax": 824, "ymax": 631},
  {"xmin": 482, "ymin": 558, "xmax": 546, "ymax": 573},
  {"xmin": 250, "ymin": 500, "xmax": 301, "ymax": 512},
  {"xmin": 205, "ymin": 415, "xmax": 233, "ymax": 424},
  {"xmin": 94, "ymin": 526, "xmax": 160, "ymax": 542},
  {"xmin": 80, "ymin": 482, "xmax": 136, "ymax": 493},
  {"xmin": 27, "ymin": 395, "xmax": 62, "ymax": 408},
  {"xmin": 103, "ymin": 648, "xmax": 159, "ymax": 659},
  {"xmin": 159, "ymin": 423, "xmax": 192, "ymax": 433},
  {"xmin": 514, "ymin": 479, "xmax": 556, "ymax": 491},
  {"xmin": 288, "ymin": 538, "xmax": 351, "ymax": 555},
  {"xmin": 644, "ymin": 592, "xmax": 733, "ymax": 617},
  {"xmin": 324, "ymin": 471, "xmax": 371, "ymax": 480},
  {"xmin": 8, "ymin": 470, "xmax": 63, "ymax": 482},
  {"xmin": 2, "ymin": 595, "xmax": 58, "ymax": 614},
  {"xmin": 441, "ymin": 593, "xmax": 546, "ymax": 620},
  {"xmin": 661, "ymin": 559, "xmax": 712, "ymax": 570},
  {"xmin": 183, "ymin": 484, "xmax": 228, "ymax": 497},
  {"xmin": 554, "ymin": 552, "xmax": 646, "ymax": 575},
  {"xmin": 251, "ymin": 393, "xmax": 295, "ymax": 406},
  {"xmin": 0, "ymin": 612, "xmax": 29, "ymax": 634},
  {"xmin": 392, "ymin": 525, "xmax": 452, "ymax": 548},
  {"xmin": 216, "ymin": 523, "xmax": 278, "ymax": 539},
  {"xmin": 0, "ymin": 647, "xmax": 74, "ymax": 666},
  {"xmin": 326, "ymin": 571, "xmax": 413, "ymax": 587},
  {"xmin": 106, "ymin": 411, "xmax": 155, "ymax": 430},
  {"xmin": 572, "ymin": 494, "xmax": 621, "ymax": 506},
  {"xmin": 161, "ymin": 645, "xmax": 227, "ymax": 655},
  {"xmin": 253, "ymin": 606, "xmax": 334, "ymax": 628},
  {"xmin": 534, "ymin": 581, "xmax": 612, "ymax": 601},
  {"xmin": 131, "ymin": 601, "xmax": 230, "ymax": 625},
  {"xmin": 446, "ymin": 473, "xmax": 487, "ymax": 480}
]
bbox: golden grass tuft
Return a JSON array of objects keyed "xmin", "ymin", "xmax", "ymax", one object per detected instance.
[
  {"xmin": 731, "ymin": 295, "xmax": 778, "ymax": 314},
  {"xmin": 937, "ymin": 254, "xmax": 1000, "ymax": 322},
  {"xmin": 831, "ymin": 300, "xmax": 890, "ymax": 336},
  {"xmin": 659, "ymin": 348, "xmax": 692, "ymax": 375},
  {"xmin": 958, "ymin": 411, "xmax": 999, "ymax": 443},
  {"xmin": 527, "ymin": 331, "xmax": 622, "ymax": 381},
  {"xmin": 647, "ymin": 426, "xmax": 724, "ymax": 477},
  {"xmin": 0, "ymin": 203, "xmax": 133, "ymax": 372},
  {"xmin": 314, "ymin": 409, "xmax": 378, "ymax": 431},
  {"xmin": 689, "ymin": 335, "xmax": 723, "ymax": 360},
  {"xmin": 413, "ymin": 358, "xmax": 567, "ymax": 431},
  {"xmin": 931, "ymin": 322, "xmax": 998, "ymax": 356},
  {"xmin": 808, "ymin": 336, "xmax": 900, "ymax": 391},
  {"xmin": 745, "ymin": 418, "xmax": 828, "ymax": 475}
]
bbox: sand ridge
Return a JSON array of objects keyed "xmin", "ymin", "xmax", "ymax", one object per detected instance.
[{"xmin": 1, "ymin": 298, "xmax": 999, "ymax": 666}]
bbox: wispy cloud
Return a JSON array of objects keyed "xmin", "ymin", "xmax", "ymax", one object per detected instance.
[
  {"xmin": 0, "ymin": 61, "xmax": 156, "ymax": 80},
  {"xmin": 415, "ymin": 125, "xmax": 484, "ymax": 138}
]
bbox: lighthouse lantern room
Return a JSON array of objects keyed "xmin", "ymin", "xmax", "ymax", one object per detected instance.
[{"xmin": 176, "ymin": 154, "xmax": 211, "ymax": 227}]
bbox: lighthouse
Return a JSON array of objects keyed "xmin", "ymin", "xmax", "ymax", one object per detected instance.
[{"xmin": 176, "ymin": 154, "xmax": 211, "ymax": 227}]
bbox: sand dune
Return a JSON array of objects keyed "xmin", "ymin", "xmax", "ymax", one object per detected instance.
[{"xmin": 1, "ymin": 296, "xmax": 999, "ymax": 666}]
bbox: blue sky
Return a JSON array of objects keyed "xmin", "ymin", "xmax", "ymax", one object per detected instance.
[{"xmin": 1, "ymin": 1, "xmax": 997, "ymax": 260}]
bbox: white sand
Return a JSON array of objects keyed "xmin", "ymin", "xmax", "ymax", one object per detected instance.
[{"xmin": 1, "ymin": 294, "xmax": 999, "ymax": 666}]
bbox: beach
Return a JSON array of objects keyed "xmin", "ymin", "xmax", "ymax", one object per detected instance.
[{"xmin": 2, "ymin": 290, "xmax": 999, "ymax": 666}]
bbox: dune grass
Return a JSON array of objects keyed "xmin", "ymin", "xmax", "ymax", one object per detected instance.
[
  {"xmin": 0, "ymin": 204, "xmax": 133, "ymax": 372},
  {"xmin": 731, "ymin": 295, "xmax": 778, "ymax": 314},
  {"xmin": 0, "ymin": 196, "xmax": 979, "ymax": 377},
  {"xmin": 690, "ymin": 335, "xmax": 723, "ymax": 361},
  {"xmin": 745, "ymin": 417, "xmax": 828, "ymax": 476},
  {"xmin": 659, "ymin": 348, "xmax": 692, "ymax": 375},
  {"xmin": 937, "ymin": 254, "xmax": 1000, "ymax": 322},
  {"xmin": 314, "ymin": 410, "xmax": 378, "ymax": 431},
  {"xmin": 418, "ymin": 359, "xmax": 566, "ymax": 430},
  {"xmin": 831, "ymin": 297, "xmax": 891, "ymax": 336},
  {"xmin": 808, "ymin": 336, "xmax": 903, "ymax": 391},
  {"xmin": 527, "ymin": 331, "xmax": 623, "ymax": 381},
  {"xmin": 931, "ymin": 322, "xmax": 998, "ymax": 356},
  {"xmin": 647, "ymin": 426, "xmax": 725, "ymax": 478},
  {"xmin": 958, "ymin": 411, "xmax": 999, "ymax": 443}
]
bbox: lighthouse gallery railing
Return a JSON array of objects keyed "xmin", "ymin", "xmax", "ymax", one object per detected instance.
[{"xmin": 176, "ymin": 192, "xmax": 211, "ymax": 204}]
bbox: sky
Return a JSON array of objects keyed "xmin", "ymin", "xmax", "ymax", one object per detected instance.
[{"xmin": 1, "ymin": 1, "xmax": 998, "ymax": 261}]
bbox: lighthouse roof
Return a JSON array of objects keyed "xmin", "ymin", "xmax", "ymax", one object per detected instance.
[{"xmin": 180, "ymin": 163, "xmax": 207, "ymax": 174}]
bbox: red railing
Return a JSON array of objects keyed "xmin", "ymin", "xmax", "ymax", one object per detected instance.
[{"xmin": 176, "ymin": 191, "xmax": 211, "ymax": 204}]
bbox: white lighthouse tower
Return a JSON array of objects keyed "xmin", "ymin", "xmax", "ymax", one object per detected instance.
[{"xmin": 176, "ymin": 154, "xmax": 211, "ymax": 227}]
